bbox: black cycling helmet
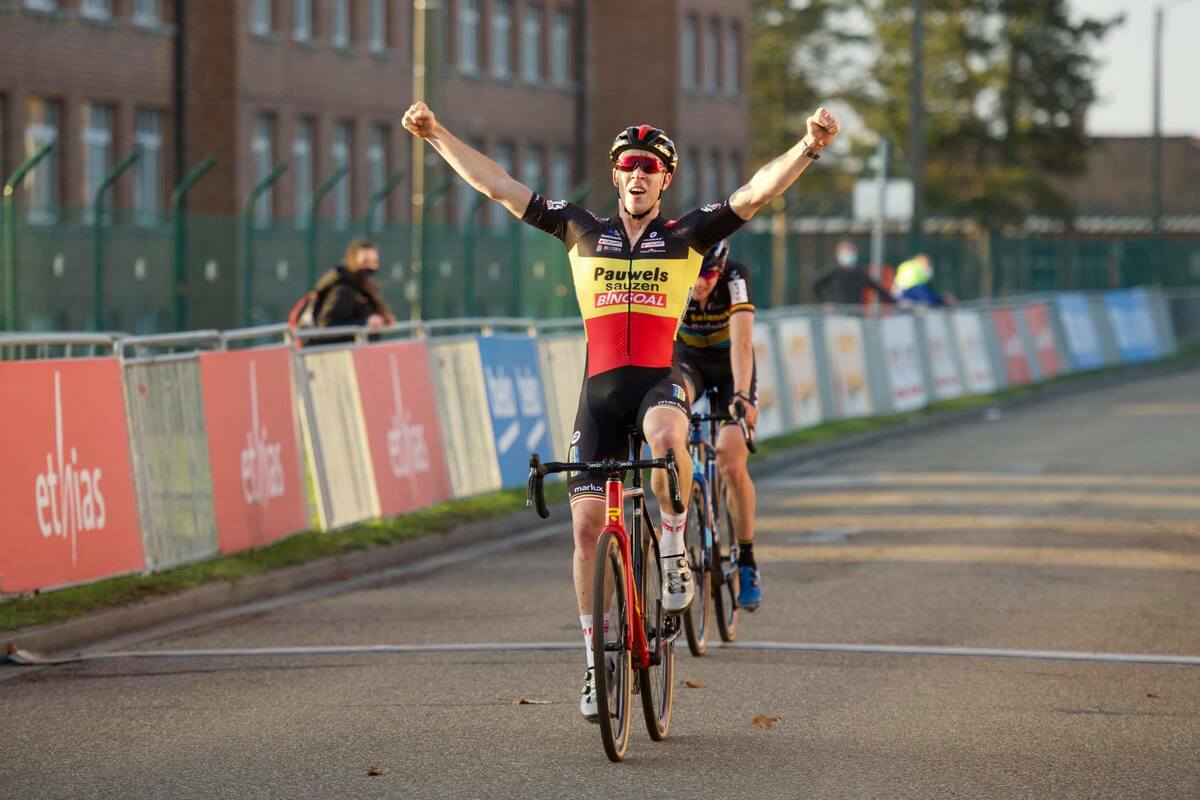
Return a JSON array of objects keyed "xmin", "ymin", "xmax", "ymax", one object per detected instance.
[
  {"xmin": 609, "ymin": 125, "xmax": 678, "ymax": 174},
  {"xmin": 701, "ymin": 240, "xmax": 730, "ymax": 274}
]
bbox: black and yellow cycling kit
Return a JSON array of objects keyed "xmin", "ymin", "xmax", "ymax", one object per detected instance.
[
  {"xmin": 674, "ymin": 259, "xmax": 758, "ymax": 413},
  {"xmin": 521, "ymin": 194, "xmax": 746, "ymax": 501}
]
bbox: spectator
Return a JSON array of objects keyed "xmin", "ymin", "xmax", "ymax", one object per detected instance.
[
  {"xmin": 812, "ymin": 239, "xmax": 895, "ymax": 306},
  {"xmin": 892, "ymin": 253, "xmax": 952, "ymax": 307},
  {"xmin": 313, "ymin": 239, "xmax": 397, "ymax": 332}
]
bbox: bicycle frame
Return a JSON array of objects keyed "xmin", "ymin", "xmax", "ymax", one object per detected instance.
[{"xmin": 603, "ymin": 474, "xmax": 653, "ymax": 671}]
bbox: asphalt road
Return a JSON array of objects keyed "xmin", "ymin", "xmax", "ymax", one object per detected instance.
[{"xmin": 3, "ymin": 368, "xmax": 1199, "ymax": 799}]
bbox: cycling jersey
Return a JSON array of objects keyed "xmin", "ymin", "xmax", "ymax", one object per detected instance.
[
  {"xmin": 675, "ymin": 260, "xmax": 755, "ymax": 350},
  {"xmin": 522, "ymin": 195, "xmax": 747, "ymax": 378}
]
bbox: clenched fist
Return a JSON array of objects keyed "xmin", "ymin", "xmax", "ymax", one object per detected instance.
[
  {"xmin": 402, "ymin": 101, "xmax": 437, "ymax": 139},
  {"xmin": 805, "ymin": 106, "xmax": 841, "ymax": 149}
]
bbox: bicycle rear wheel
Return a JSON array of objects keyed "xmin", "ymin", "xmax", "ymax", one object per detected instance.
[
  {"xmin": 592, "ymin": 530, "xmax": 633, "ymax": 762},
  {"xmin": 712, "ymin": 492, "xmax": 740, "ymax": 643},
  {"xmin": 638, "ymin": 528, "xmax": 675, "ymax": 741},
  {"xmin": 682, "ymin": 480, "xmax": 712, "ymax": 657}
]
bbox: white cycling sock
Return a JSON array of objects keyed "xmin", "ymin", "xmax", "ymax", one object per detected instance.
[
  {"xmin": 580, "ymin": 614, "xmax": 594, "ymax": 669},
  {"xmin": 660, "ymin": 511, "xmax": 687, "ymax": 558}
]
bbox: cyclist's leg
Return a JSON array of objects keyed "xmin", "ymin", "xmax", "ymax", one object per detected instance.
[{"xmin": 715, "ymin": 363, "xmax": 762, "ymax": 607}]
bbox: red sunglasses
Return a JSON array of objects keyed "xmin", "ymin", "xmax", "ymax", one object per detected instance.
[{"xmin": 614, "ymin": 154, "xmax": 668, "ymax": 174}]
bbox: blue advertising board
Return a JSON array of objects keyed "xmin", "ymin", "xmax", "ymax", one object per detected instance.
[
  {"xmin": 1054, "ymin": 293, "xmax": 1105, "ymax": 370},
  {"xmin": 1104, "ymin": 288, "xmax": 1161, "ymax": 363},
  {"xmin": 476, "ymin": 334, "xmax": 554, "ymax": 488}
]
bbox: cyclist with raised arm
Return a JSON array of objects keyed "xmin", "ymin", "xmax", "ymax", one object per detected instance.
[
  {"xmin": 401, "ymin": 101, "xmax": 840, "ymax": 721},
  {"xmin": 675, "ymin": 240, "xmax": 764, "ymax": 610}
]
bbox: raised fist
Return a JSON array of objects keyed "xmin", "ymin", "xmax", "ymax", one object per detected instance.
[
  {"xmin": 806, "ymin": 106, "xmax": 841, "ymax": 149},
  {"xmin": 402, "ymin": 102, "xmax": 437, "ymax": 139}
]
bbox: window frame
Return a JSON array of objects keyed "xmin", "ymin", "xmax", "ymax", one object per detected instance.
[
  {"xmin": 490, "ymin": 0, "xmax": 513, "ymax": 80},
  {"xmin": 133, "ymin": 108, "xmax": 164, "ymax": 226},
  {"xmin": 520, "ymin": 3, "xmax": 543, "ymax": 85}
]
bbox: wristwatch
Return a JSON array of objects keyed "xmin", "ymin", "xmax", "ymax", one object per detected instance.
[
  {"xmin": 802, "ymin": 137, "xmax": 822, "ymax": 160},
  {"xmin": 734, "ymin": 390, "xmax": 756, "ymax": 406}
]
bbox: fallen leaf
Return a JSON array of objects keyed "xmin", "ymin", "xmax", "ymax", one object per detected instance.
[
  {"xmin": 334, "ymin": 569, "xmax": 351, "ymax": 581},
  {"xmin": 752, "ymin": 714, "xmax": 780, "ymax": 729},
  {"xmin": 513, "ymin": 698, "xmax": 551, "ymax": 705},
  {"xmin": 683, "ymin": 679, "xmax": 704, "ymax": 689},
  {"xmin": 366, "ymin": 768, "xmax": 381, "ymax": 777},
  {"xmin": 1146, "ymin": 693, "xmax": 1162, "ymax": 699},
  {"xmin": 5, "ymin": 643, "xmax": 17, "ymax": 656}
]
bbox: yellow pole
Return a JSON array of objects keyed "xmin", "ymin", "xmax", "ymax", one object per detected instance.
[{"xmin": 410, "ymin": 0, "xmax": 427, "ymax": 320}]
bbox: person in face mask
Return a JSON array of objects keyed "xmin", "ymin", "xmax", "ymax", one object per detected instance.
[
  {"xmin": 313, "ymin": 239, "xmax": 397, "ymax": 332},
  {"xmin": 812, "ymin": 239, "xmax": 895, "ymax": 306}
]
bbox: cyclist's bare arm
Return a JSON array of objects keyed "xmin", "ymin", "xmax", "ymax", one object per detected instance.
[
  {"xmin": 729, "ymin": 106, "xmax": 841, "ymax": 221},
  {"xmin": 402, "ymin": 102, "xmax": 533, "ymax": 219},
  {"xmin": 729, "ymin": 311, "xmax": 758, "ymax": 427}
]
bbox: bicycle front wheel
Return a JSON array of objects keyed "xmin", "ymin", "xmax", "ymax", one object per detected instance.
[
  {"xmin": 638, "ymin": 530, "xmax": 675, "ymax": 741},
  {"xmin": 592, "ymin": 530, "xmax": 633, "ymax": 762},
  {"xmin": 713, "ymin": 497, "xmax": 740, "ymax": 643},
  {"xmin": 682, "ymin": 480, "xmax": 712, "ymax": 657}
]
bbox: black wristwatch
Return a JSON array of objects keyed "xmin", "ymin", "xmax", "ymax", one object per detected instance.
[
  {"xmin": 733, "ymin": 390, "xmax": 756, "ymax": 406},
  {"xmin": 802, "ymin": 138, "xmax": 822, "ymax": 160}
]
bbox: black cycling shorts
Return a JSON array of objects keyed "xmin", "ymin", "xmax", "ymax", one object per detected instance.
[
  {"xmin": 674, "ymin": 343, "xmax": 757, "ymax": 419},
  {"xmin": 567, "ymin": 364, "xmax": 690, "ymax": 503}
]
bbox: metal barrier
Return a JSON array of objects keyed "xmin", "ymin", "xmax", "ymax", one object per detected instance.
[
  {"xmin": 0, "ymin": 331, "xmax": 122, "ymax": 360},
  {"xmin": 536, "ymin": 332, "xmax": 586, "ymax": 461},
  {"xmin": 428, "ymin": 337, "xmax": 502, "ymax": 498}
]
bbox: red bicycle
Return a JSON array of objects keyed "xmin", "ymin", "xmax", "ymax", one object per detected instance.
[{"xmin": 527, "ymin": 437, "xmax": 685, "ymax": 762}]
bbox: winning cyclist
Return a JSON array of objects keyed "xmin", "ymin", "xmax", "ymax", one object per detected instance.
[
  {"xmin": 675, "ymin": 240, "xmax": 763, "ymax": 610},
  {"xmin": 402, "ymin": 101, "xmax": 840, "ymax": 721}
]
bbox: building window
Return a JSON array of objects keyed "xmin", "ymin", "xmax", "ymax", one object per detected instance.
[
  {"xmin": 521, "ymin": 144, "xmax": 543, "ymax": 193},
  {"xmin": 521, "ymin": 3, "xmax": 542, "ymax": 84},
  {"xmin": 490, "ymin": 142, "xmax": 513, "ymax": 231},
  {"xmin": 703, "ymin": 150, "xmax": 720, "ymax": 201},
  {"xmin": 293, "ymin": 118, "xmax": 314, "ymax": 228},
  {"xmin": 491, "ymin": 0, "xmax": 512, "ymax": 79},
  {"xmin": 133, "ymin": 0, "xmax": 161, "ymax": 26},
  {"xmin": 725, "ymin": 21, "xmax": 741, "ymax": 96},
  {"xmin": 82, "ymin": 104, "xmax": 115, "ymax": 223},
  {"xmin": 251, "ymin": 0, "xmax": 271, "ymax": 35},
  {"xmin": 24, "ymin": 98, "xmax": 61, "ymax": 224},
  {"xmin": 369, "ymin": 0, "xmax": 387, "ymax": 52},
  {"xmin": 703, "ymin": 19, "xmax": 719, "ymax": 94},
  {"xmin": 252, "ymin": 113, "xmax": 276, "ymax": 228},
  {"xmin": 681, "ymin": 14, "xmax": 697, "ymax": 91},
  {"xmin": 550, "ymin": 146, "xmax": 570, "ymax": 201},
  {"xmin": 458, "ymin": 0, "xmax": 481, "ymax": 74},
  {"xmin": 294, "ymin": 0, "xmax": 313, "ymax": 41},
  {"xmin": 133, "ymin": 109, "xmax": 163, "ymax": 226},
  {"xmin": 80, "ymin": 0, "xmax": 111, "ymax": 21},
  {"xmin": 550, "ymin": 8, "xmax": 570, "ymax": 86},
  {"xmin": 24, "ymin": 0, "xmax": 58, "ymax": 12},
  {"xmin": 332, "ymin": 0, "xmax": 350, "ymax": 47},
  {"xmin": 368, "ymin": 124, "xmax": 390, "ymax": 230},
  {"xmin": 332, "ymin": 121, "xmax": 352, "ymax": 229}
]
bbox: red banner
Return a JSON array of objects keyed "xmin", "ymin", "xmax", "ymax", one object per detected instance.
[
  {"xmin": 352, "ymin": 341, "xmax": 452, "ymax": 516},
  {"xmin": 0, "ymin": 359, "xmax": 144, "ymax": 593},
  {"xmin": 991, "ymin": 307, "xmax": 1032, "ymax": 385},
  {"xmin": 1023, "ymin": 303, "xmax": 1063, "ymax": 379},
  {"xmin": 199, "ymin": 348, "xmax": 309, "ymax": 554}
]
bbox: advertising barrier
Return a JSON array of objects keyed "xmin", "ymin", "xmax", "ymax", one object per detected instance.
[
  {"xmin": 752, "ymin": 324, "xmax": 786, "ymax": 437},
  {"xmin": 477, "ymin": 334, "xmax": 554, "ymax": 488},
  {"xmin": 991, "ymin": 307, "xmax": 1033, "ymax": 385},
  {"xmin": 880, "ymin": 314, "xmax": 928, "ymax": 412},
  {"xmin": 823, "ymin": 315, "xmax": 872, "ymax": 418},
  {"xmin": 295, "ymin": 348, "xmax": 381, "ymax": 530},
  {"xmin": 1105, "ymin": 288, "xmax": 1162, "ymax": 363},
  {"xmin": 951, "ymin": 310, "xmax": 998, "ymax": 394},
  {"xmin": 352, "ymin": 341, "xmax": 454, "ymax": 517},
  {"xmin": 1022, "ymin": 303, "xmax": 1064, "ymax": 380},
  {"xmin": 1055, "ymin": 293, "xmax": 1105, "ymax": 370},
  {"xmin": 199, "ymin": 347, "xmax": 309, "ymax": 554},
  {"xmin": 921, "ymin": 310, "xmax": 964, "ymax": 400},
  {"xmin": 428, "ymin": 338, "xmax": 502, "ymax": 498},
  {"xmin": 536, "ymin": 334, "xmax": 586, "ymax": 461},
  {"xmin": 0, "ymin": 359, "xmax": 145, "ymax": 593},
  {"xmin": 775, "ymin": 317, "xmax": 823, "ymax": 428}
]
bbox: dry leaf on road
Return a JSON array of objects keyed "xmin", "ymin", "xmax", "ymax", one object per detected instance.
[
  {"xmin": 513, "ymin": 698, "xmax": 551, "ymax": 705},
  {"xmin": 752, "ymin": 714, "xmax": 780, "ymax": 729},
  {"xmin": 683, "ymin": 679, "xmax": 704, "ymax": 688},
  {"xmin": 366, "ymin": 768, "xmax": 381, "ymax": 777}
]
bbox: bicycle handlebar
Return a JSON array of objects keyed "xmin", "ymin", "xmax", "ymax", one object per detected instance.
[
  {"xmin": 690, "ymin": 404, "xmax": 757, "ymax": 454},
  {"xmin": 526, "ymin": 449, "xmax": 685, "ymax": 519}
]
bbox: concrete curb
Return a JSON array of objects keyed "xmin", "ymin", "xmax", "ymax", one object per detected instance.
[{"xmin": 5, "ymin": 358, "xmax": 1196, "ymax": 659}]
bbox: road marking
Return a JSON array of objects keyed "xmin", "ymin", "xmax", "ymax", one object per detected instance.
[
  {"xmin": 754, "ymin": 543, "xmax": 1200, "ymax": 572},
  {"xmin": 774, "ymin": 490, "xmax": 1200, "ymax": 511},
  {"xmin": 762, "ymin": 472, "xmax": 1200, "ymax": 490},
  {"xmin": 9, "ymin": 641, "xmax": 1199, "ymax": 667},
  {"xmin": 754, "ymin": 514, "xmax": 1200, "ymax": 539},
  {"xmin": 1109, "ymin": 403, "xmax": 1200, "ymax": 416}
]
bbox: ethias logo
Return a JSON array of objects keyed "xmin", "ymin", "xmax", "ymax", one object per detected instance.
[
  {"xmin": 387, "ymin": 353, "xmax": 431, "ymax": 478},
  {"xmin": 241, "ymin": 360, "xmax": 286, "ymax": 505},
  {"xmin": 34, "ymin": 372, "xmax": 107, "ymax": 565}
]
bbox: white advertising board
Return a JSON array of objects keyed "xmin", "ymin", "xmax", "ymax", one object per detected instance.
[
  {"xmin": 823, "ymin": 315, "xmax": 872, "ymax": 418},
  {"xmin": 776, "ymin": 317, "xmax": 823, "ymax": 428},
  {"xmin": 923, "ymin": 309, "xmax": 964, "ymax": 399},
  {"xmin": 880, "ymin": 315, "xmax": 927, "ymax": 412},
  {"xmin": 951, "ymin": 309, "xmax": 997, "ymax": 394},
  {"xmin": 751, "ymin": 326, "xmax": 785, "ymax": 437}
]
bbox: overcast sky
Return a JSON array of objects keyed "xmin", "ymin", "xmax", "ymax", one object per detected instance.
[{"xmin": 1075, "ymin": 0, "xmax": 1200, "ymax": 136}]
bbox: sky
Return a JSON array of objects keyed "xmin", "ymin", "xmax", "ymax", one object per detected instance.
[{"xmin": 1075, "ymin": 0, "xmax": 1200, "ymax": 136}]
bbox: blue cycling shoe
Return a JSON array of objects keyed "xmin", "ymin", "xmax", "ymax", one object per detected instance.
[{"xmin": 737, "ymin": 565, "xmax": 762, "ymax": 611}]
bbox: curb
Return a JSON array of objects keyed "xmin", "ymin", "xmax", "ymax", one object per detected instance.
[{"xmin": 6, "ymin": 358, "xmax": 1196, "ymax": 659}]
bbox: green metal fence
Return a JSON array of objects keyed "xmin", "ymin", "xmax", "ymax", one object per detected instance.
[{"xmin": 1, "ymin": 203, "xmax": 1198, "ymax": 333}]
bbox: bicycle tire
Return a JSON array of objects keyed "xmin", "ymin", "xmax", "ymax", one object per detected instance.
[
  {"xmin": 638, "ymin": 527, "xmax": 675, "ymax": 741},
  {"xmin": 592, "ymin": 530, "xmax": 633, "ymax": 762},
  {"xmin": 682, "ymin": 480, "xmax": 712, "ymax": 657},
  {"xmin": 713, "ymin": 492, "xmax": 740, "ymax": 643}
]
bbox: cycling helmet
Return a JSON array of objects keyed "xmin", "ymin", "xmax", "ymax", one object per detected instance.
[
  {"xmin": 701, "ymin": 240, "xmax": 730, "ymax": 274},
  {"xmin": 610, "ymin": 125, "xmax": 678, "ymax": 174}
]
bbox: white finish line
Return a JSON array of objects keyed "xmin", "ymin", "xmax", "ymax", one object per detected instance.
[{"xmin": 9, "ymin": 641, "xmax": 1200, "ymax": 667}]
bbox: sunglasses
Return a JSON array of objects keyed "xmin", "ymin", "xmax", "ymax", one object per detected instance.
[
  {"xmin": 614, "ymin": 154, "xmax": 669, "ymax": 174},
  {"xmin": 699, "ymin": 268, "xmax": 723, "ymax": 279}
]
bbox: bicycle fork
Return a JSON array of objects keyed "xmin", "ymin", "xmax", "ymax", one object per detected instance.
[{"xmin": 604, "ymin": 476, "xmax": 653, "ymax": 671}]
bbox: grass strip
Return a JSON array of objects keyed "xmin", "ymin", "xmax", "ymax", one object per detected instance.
[{"xmin": 3, "ymin": 346, "xmax": 1197, "ymax": 633}]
